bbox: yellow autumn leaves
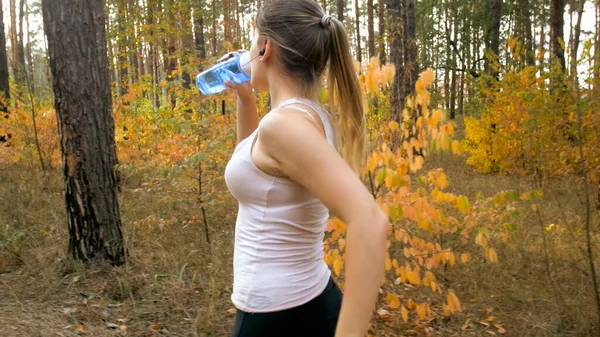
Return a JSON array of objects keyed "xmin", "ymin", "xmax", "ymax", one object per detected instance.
[
  {"xmin": 385, "ymin": 292, "xmax": 432, "ymax": 322},
  {"xmin": 355, "ymin": 57, "xmax": 396, "ymax": 95}
]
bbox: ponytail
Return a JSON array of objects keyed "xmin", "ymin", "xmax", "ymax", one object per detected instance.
[
  {"xmin": 327, "ymin": 18, "xmax": 367, "ymax": 175},
  {"xmin": 256, "ymin": 0, "xmax": 367, "ymax": 174}
]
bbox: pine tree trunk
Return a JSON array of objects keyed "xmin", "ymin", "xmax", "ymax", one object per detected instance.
[
  {"xmin": 450, "ymin": 11, "xmax": 457, "ymax": 119},
  {"xmin": 147, "ymin": 0, "xmax": 160, "ymax": 110},
  {"xmin": 389, "ymin": 0, "xmax": 403, "ymax": 122},
  {"xmin": 211, "ymin": 0, "xmax": 217, "ymax": 56},
  {"xmin": 367, "ymin": 0, "xmax": 375, "ymax": 58},
  {"xmin": 165, "ymin": 0, "xmax": 177, "ymax": 107},
  {"xmin": 106, "ymin": 12, "xmax": 117, "ymax": 94},
  {"xmin": 17, "ymin": 0, "xmax": 25, "ymax": 82},
  {"xmin": 571, "ymin": 0, "xmax": 586, "ymax": 77},
  {"xmin": 444, "ymin": 3, "xmax": 450, "ymax": 111},
  {"xmin": 550, "ymin": 0, "xmax": 565, "ymax": 70},
  {"xmin": 0, "ymin": 0, "xmax": 10, "ymax": 113},
  {"xmin": 539, "ymin": 0, "xmax": 546, "ymax": 70},
  {"xmin": 25, "ymin": 1, "xmax": 34, "ymax": 96},
  {"xmin": 378, "ymin": 0, "xmax": 386, "ymax": 63},
  {"xmin": 403, "ymin": 0, "xmax": 417, "ymax": 100},
  {"xmin": 42, "ymin": 0, "xmax": 126, "ymax": 266},
  {"xmin": 224, "ymin": 0, "xmax": 231, "ymax": 43},
  {"xmin": 117, "ymin": 0, "xmax": 128, "ymax": 95},
  {"xmin": 9, "ymin": 0, "xmax": 18, "ymax": 84},
  {"xmin": 195, "ymin": 1, "xmax": 206, "ymax": 60},
  {"xmin": 595, "ymin": 0, "xmax": 599, "ymax": 83},
  {"xmin": 235, "ymin": 0, "xmax": 241, "ymax": 47},
  {"xmin": 518, "ymin": 0, "xmax": 535, "ymax": 66},
  {"xmin": 355, "ymin": 0, "xmax": 362, "ymax": 63},
  {"xmin": 487, "ymin": 0, "xmax": 502, "ymax": 79},
  {"xmin": 179, "ymin": 3, "xmax": 194, "ymax": 89},
  {"xmin": 128, "ymin": 0, "xmax": 139, "ymax": 84},
  {"xmin": 338, "ymin": 0, "xmax": 345, "ymax": 22}
]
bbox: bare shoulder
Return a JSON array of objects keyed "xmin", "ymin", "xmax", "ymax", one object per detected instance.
[{"xmin": 257, "ymin": 107, "xmax": 325, "ymax": 148}]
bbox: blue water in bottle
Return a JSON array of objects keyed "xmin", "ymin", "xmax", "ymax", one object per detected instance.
[{"xmin": 196, "ymin": 52, "xmax": 252, "ymax": 95}]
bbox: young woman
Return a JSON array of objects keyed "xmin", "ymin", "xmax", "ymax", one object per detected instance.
[{"xmin": 222, "ymin": 1, "xmax": 388, "ymax": 336}]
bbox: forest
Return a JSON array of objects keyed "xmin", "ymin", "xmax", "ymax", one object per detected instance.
[{"xmin": 0, "ymin": 0, "xmax": 599, "ymax": 336}]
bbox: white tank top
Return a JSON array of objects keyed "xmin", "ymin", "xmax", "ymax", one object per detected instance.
[{"xmin": 224, "ymin": 97, "xmax": 336, "ymax": 313}]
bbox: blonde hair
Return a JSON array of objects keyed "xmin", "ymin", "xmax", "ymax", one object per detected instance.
[{"xmin": 256, "ymin": 0, "xmax": 366, "ymax": 173}]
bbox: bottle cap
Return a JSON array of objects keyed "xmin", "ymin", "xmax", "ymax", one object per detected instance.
[{"xmin": 239, "ymin": 52, "xmax": 252, "ymax": 77}]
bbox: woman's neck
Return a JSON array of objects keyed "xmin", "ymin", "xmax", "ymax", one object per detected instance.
[{"xmin": 267, "ymin": 71, "xmax": 315, "ymax": 110}]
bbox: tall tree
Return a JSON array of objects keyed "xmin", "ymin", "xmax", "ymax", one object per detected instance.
[
  {"xmin": 42, "ymin": 0, "xmax": 126, "ymax": 266},
  {"xmin": 570, "ymin": 0, "xmax": 586, "ymax": 77},
  {"xmin": 389, "ymin": 0, "xmax": 404, "ymax": 121},
  {"xmin": 116, "ymin": 0, "xmax": 129, "ymax": 95},
  {"xmin": 367, "ymin": 0, "xmax": 375, "ymax": 58},
  {"xmin": 9, "ymin": 0, "xmax": 18, "ymax": 83},
  {"xmin": 596, "ymin": 0, "xmax": 599, "ymax": 82},
  {"xmin": 378, "ymin": 0, "xmax": 386, "ymax": 63},
  {"xmin": 211, "ymin": 0, "xmax": 217, "ymax": 56},
  {"xmin": 338, "ymin": 0, "xmax": 345, "ymax": 22},
  {"xmin": 487, "ymin": 0, "xmax": 502, "ymax": 79},
  {"xmin": 403, "ymin": 0, "xmax": 418, "ymax": 102},
  {"xmin": 354, "ymin": 0, "xmax": 362, "ymax": 63},
  {"xmin": 195, "ymin": 1, "xmax": 206, "ymax": 60},
  {"xmin": 517, "ymin": 0, "xmax": 535, "ymax": 66},
  {"xmin": 549, "ymin": 0, "xmax": 566, "ymax": 70},
  {"xmin": 16, "ymin": 0, "xmax": 24, "ymax": 82},
  {"xmin": 0, "ymin": 0, "xmax": 10, "ymax": 112},
  {"xmin": 224, "ymin": 0, "xmax": 231, "ymax": 43},
  {"xmin": 539, "ymin": 0, "xmax": 547, "ymax": 69}
]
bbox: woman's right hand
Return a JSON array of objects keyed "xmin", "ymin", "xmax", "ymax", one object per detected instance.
[
  {"xmin": 224, "ymin": 80, "xmax": 253, "ymax": 102},
  {"xmin": 218, "ymin": 50, "xmax": 254, "ymax": 101}
]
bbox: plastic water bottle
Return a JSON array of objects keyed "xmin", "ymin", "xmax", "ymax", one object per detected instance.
[{"xmin": 196, "ymin": 52, "xmax": 252, "ymax": 95}]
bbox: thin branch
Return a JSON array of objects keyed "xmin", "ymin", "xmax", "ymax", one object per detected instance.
[
  {"xmin": 574, "ymin": 75, "xmax": 600, "ymax": 327},
  {"xmin": 443, "ymin": 19, "xmax": 483, "ymax": 78}
]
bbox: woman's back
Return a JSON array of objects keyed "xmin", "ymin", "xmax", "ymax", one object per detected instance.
[{"xmin": 224, "ymin": 97, "xmax": 336, "ymax": 312}]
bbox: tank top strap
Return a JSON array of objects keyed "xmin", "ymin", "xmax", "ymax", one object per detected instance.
[{"xmin": 272, "ymin": 97, "xmax": 335, "ymax": 147}]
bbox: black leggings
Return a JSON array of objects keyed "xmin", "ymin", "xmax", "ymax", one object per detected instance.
[{"xmin": 230, "ymin": 277, "xmax": 343, "ymax": 337}]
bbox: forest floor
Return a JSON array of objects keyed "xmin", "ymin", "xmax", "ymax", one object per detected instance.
[{"xmin": 1, "ymin": 121, "xmax": 599, "ymax": 337}]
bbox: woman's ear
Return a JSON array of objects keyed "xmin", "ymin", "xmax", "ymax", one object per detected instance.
[{"xmin": 261, "ymin": 39, "xmax": 273, "ymax": 62}]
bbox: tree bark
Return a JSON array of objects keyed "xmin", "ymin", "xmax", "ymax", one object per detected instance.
[
  {"xmin": 367, "ymin": 0, "xmax": 375, "ymax": 58},
  {"xmin": 596, "ymin": 0, "xmax": 599, "ymax": 83},
  {"xmin": 355, "ymin": 0, "xmax": 362, "ymax": 63},
  {"xmin": 337, "ymin": 0, "xmax": 345, "ymax": 22},
  {"xmin": 179, "ymin": 2, "xmax": 194, "ymax": 89},
  {"xmin": 17, "ymin": 0, "xmax": 25, "ymax": 82},
  {"xmin": 444, "ymin": 5, "xmax": 450, "ymax": 110},
  {"xmin": 517, "ymin": 0, "xmax": 535, "ymax": 66},
  {"xmin": 0, "ymin": 0, "xmax": 10, "ymax": 113},
  {"xmin": 195, "ymin": 1, "xmax": 206, "ymax": 60},
  {"xmin": 9, "ymin": 0, "xmax": 18, "ymax": 84},
  {"xmin": 42, "ymin": 0, "xmax": 125, "ymax": 266},
  {"xmin": 570, "ymin": 0, "xmax": 586, "ymax": 77},
  {"xmin": 389, "ymin": 0, "xmax": 403, "ymax": 122},
  {"xmin": 211, "ymin": 0, "xmax": 217, "ymax": 56},
  {"xmin": 450, "ymin": 8, "xmax": 457, "ymax": 119},
  {"xmin": 539, "ymin": 0, "xmax": 546, "ymax": 70},
  {"xmin": 223, "ymin": 0, "xmax": 231, "ymax": 42},
  {"xmin": 116, "ymin": 0, "xmax": 128, "ymax": 95},
  {"xmin": 403, "ymin": 0, "xmax": 417, "ymax": 101},
  {"xmin": 378, "ymin": 0, "xmax": 386, "ymax": 63},
  {"xmin": 550, "ymin": 0, "xmax": 566, "ymax": 70},
  {"xmin": 487, "ymin": 0, "xmax": 502, "ymax": 79}
]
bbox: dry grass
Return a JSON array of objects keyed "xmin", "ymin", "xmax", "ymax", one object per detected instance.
[{"xmin": 1, "ymin": 134, "xmax": 599, "ymax": 336}]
